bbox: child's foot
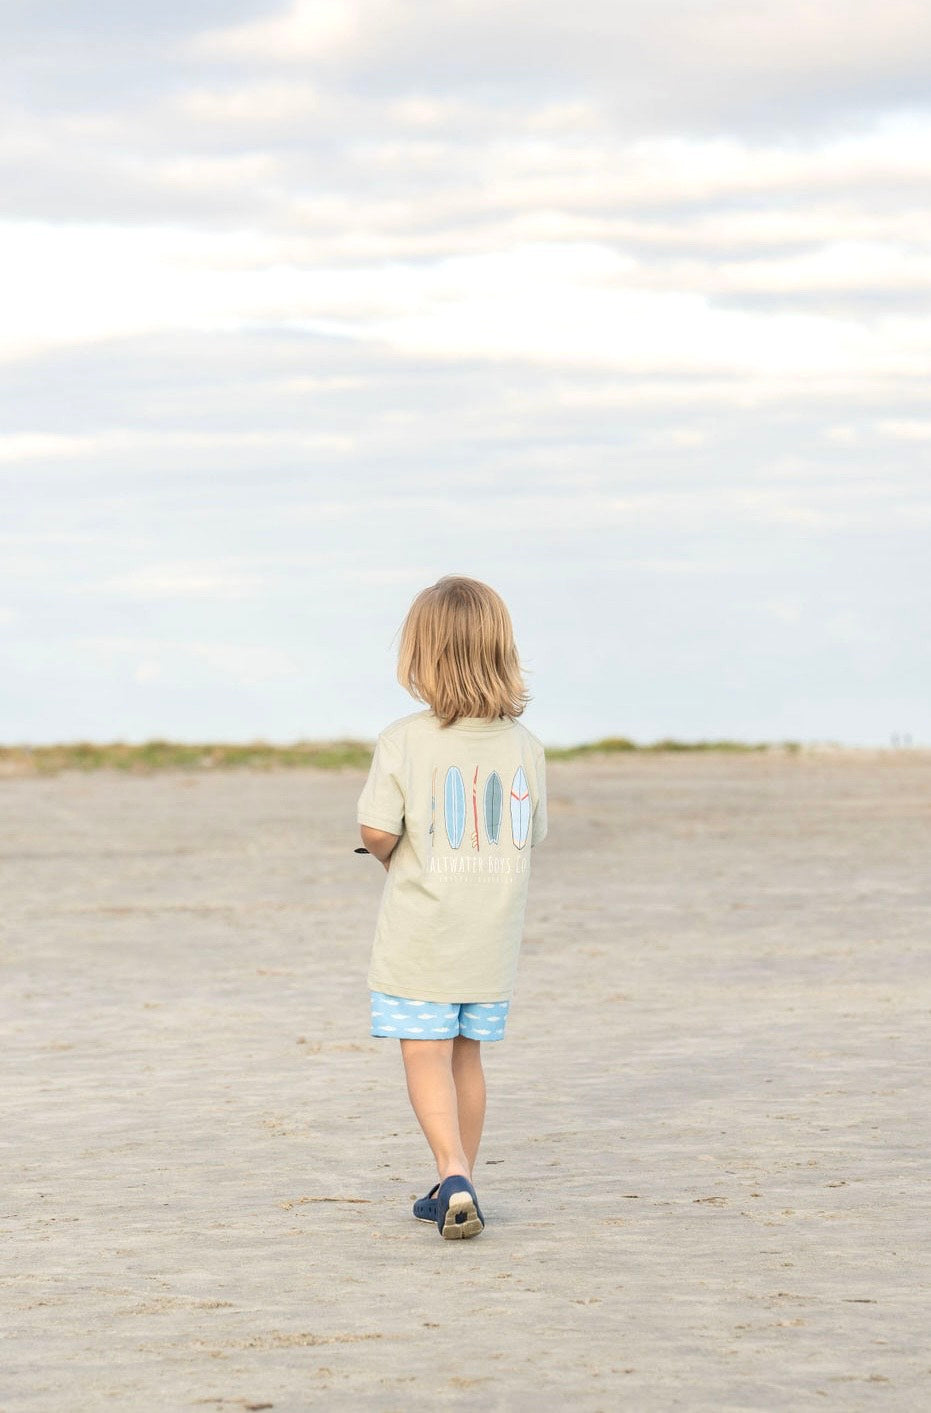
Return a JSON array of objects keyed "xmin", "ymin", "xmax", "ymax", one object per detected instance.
[
  {"xmin": 412, "ymin": 1183, "xmax": 441, "ymax": 1222},
  {"xmin": 435, "ymin": 1175, "xmax": 484, "ymax": 1240}
]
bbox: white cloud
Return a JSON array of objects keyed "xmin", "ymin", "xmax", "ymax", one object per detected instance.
[
  {"xmin": 190, "ymin": 0, "xmax": 360, "ymax": 62},
  {"xmin": 188, "ymin": 641, "xmax": 300, "ymax": 681},
  {"xmin": 185, "ymin": 1, "xmax": 931, "ymax": 134},
  {"xmin": 98, "ymin": 564, "xmax": 266, "ymax": 600},
  {"xmin": 79, "ymin": 636, "xmax": 301, "ymax": 684},
  {"xmin": 648, "ymin": 429, "xmax": 707, "ymax": 447},
  {"xmin": 3, "ymin": 210, "xmax": 928, "ymax": 383},
  {"xmin": 153, "ymin": 150, "xmax": 285, "ymax": 197},
  {"xmin": 0, "ymin": 433, "xmax": 97, "ymax": 462},
  {"xmin": 822, "ymin": 426, "xmax": 860, "ymax": 445},
  {"xmin": 875, "ymin": 419, "xmax": 931, "ymax": 441},
  {"xmin": 3, "ymin": 86, "xmax": 929, "ymax": 391},
  {"xmin": 0, "ymin": 425, "xmax": 354, "ymax": 461},
  {"xmin": 171, "ymin": 80, "xmax": 323, "ymax": 126},
  {"xmin": 710, "ymin": 241, "xmax": 931, "ymax": 297},
  {"xmin": 352, "ymin": 244, "xmax": 929, "ymax": 379},
  {"xmin": 766, "ymin": 597, "xmax": 806, "ymax": 625}
]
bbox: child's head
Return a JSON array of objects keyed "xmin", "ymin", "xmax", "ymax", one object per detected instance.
[{"xmin": 397, "ymin": 576, "xmax": 529, "ymax": 727}]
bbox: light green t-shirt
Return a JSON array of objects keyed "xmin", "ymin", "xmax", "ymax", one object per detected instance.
[{"xmin": 357, "ymin": 710, "xmax": 548, "ymax": 1002}]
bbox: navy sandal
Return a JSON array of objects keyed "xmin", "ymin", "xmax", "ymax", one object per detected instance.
[
  {"xmin": 412, "ymin": 1183, "xmax": 441, "ymax": 1223},
  {"xmin": 435, "ymin": 1175, "xmax": 484, "ymax": 1240}
]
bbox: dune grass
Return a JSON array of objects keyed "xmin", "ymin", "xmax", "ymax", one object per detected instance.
[
  {"xmin": 546, "ymin": 736, "xmax": 800, "ymax": 759},
  {"xmin": 0, "ymin": 736, "xmax": 802, "ymax": 776},
  {"xmin": 0, "ymin": 740, "xmax": 375, "ymax": 776}
]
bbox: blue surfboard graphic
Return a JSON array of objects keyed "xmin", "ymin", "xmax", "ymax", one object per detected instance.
[
  {"xmin": 444, "ymin": 766, "xmax": 466, "ymax": 849},
  {"xmin": 483, "ymin": 771, "xmax": 503, "ymax": 844},
  {"xmin": 510, "ymin": 765, "xmax": 530, "ymax": 849}
]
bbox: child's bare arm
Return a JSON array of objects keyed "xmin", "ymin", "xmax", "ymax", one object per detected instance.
[{"xmin": 360, "ymin": 825, "xmax": 401, "ymax": 870}]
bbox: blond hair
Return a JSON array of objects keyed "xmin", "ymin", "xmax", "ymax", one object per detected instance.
[{"xmin": 397, "ymin": 576, "xmax": 530, "ymax": 727}]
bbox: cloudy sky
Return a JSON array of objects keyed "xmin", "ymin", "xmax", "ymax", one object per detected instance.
[{"xmin": 2, "ymin": 0, "xmax": 929, "ymax": 746}]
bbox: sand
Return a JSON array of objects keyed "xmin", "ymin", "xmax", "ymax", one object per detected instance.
[{"xmin": 2, "ymin": 751, "xmax": 929, "ymax": 1411}]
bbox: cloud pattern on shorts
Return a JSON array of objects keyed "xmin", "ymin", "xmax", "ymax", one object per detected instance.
[{"xmin": 370, "ymin": 994, "xmax": 509, "ymax": 1041}]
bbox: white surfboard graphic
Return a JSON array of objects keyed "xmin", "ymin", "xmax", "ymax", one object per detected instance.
[{"xmin": 510, "ymin": 765, "xmax": 530, "ymax": 849}]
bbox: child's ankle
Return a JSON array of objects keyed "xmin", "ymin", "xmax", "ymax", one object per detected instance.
[{"xmin": 438, "ymin": 1163, "xmax": 471, "ymax": 1182}]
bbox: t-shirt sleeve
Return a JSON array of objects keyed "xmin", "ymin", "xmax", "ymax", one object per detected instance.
[
  {"xmin": 357, "ymin": 733, "xmax": 405, "ymax": 834},
  {"xmin": 531, "ymin": 747, "xmax": 548, "ymax": 846}
]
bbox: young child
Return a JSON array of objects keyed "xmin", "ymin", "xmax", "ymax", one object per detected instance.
[{"xmin": 357, "ymin": 575, "xmax": 547, "ymax": 1240}]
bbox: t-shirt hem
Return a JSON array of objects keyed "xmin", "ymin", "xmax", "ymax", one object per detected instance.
[{"xmin": 367, "ymin": 972, "xmax": 512, "ymax": 1004}]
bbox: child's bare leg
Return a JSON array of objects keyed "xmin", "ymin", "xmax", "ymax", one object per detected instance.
[
  {"xmin": 451, "ymin": 1036, "xmax": 486, "ymax": 1170},
  {"xmin": 400, "ymin": 1039, "xmax": 470, "ymax": 1182}
]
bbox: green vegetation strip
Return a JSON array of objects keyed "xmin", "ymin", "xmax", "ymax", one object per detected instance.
[
  {"xmin": 547, "ymin": 737, "xmax": 800, "ymax": 759},
  {"xmin": 0, "ymin": 737, "xmax": 800, "ymax": 776}
]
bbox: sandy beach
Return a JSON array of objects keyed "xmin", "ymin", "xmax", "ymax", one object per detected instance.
[{"xmin": 2, "ymin": 750, "xmax": 929, "ymax": 1411}]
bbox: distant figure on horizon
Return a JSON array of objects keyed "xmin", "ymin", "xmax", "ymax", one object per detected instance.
[{"xmin": 357, "ymin": 575, "xmax": 547, "ymax": 1239}]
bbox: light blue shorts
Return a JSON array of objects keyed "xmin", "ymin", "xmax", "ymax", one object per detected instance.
[{"xmin": 370, "ymin": 992, "xmax": 509, "ymax": 1042}]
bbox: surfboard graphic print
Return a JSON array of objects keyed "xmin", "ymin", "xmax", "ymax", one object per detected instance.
[
  {"xmin": 471, "ymin": 766, "xmax": 480, "ymax": 851},
  {"xmin": 430, "ymin": 766, "xmax": 437, "ymax": 849},
  {"xmin": 483, "ymin": 770, "xmax": 503, "ymax": 844},
  {"xmin": 510, "ymin": 765, "xmax": 531, "ymax": 849},
  {"xmin": 444, "ymin": 766, "xmax": 466, "ymax": 849}
]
